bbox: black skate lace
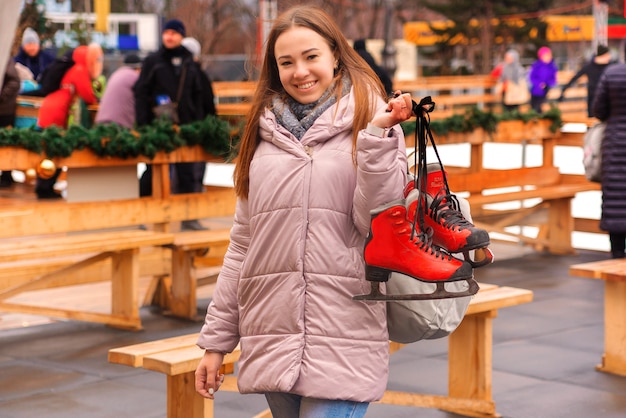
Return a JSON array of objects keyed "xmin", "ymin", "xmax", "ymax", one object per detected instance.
[
  {"xmin": 409, "ymin": 225, "xmax": 453, "ymax": 260},
  {"xmin": 429, "ymin": 192, "xmax": 474, "ymax": 231},
  {"xmin": 406, "ymin": 96, "xmax": 458, "ymax": 262},
  {"xmin": 410, "ymin": 96, "xmax": 468, "ymax": 233}
]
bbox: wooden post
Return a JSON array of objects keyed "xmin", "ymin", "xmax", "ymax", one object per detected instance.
[
  {"xmin": 110, "ymin": 248, "xmax": 142, "ymax": 330},
  {"xmin": 447, "ymin": 311, "xmax": 497, "ymax": 417},
  {"xmin": 598, "ymin": 280, "xmax": 626, "ymax": 376},
  {"xmin": 167, "ymin": 372, "xmax": 209, "ymax": 418},
  {"xmin": 546, "ymin": 198, "xmax": 575, "ymax": 255},
  {"xmin": 169, "ymin": 248, "xmax": 198, "ymax": 319}
]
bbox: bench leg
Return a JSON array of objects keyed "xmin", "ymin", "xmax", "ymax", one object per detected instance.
[
  {"xmin": 169, "ymin": 248, "xmax": 199, "ymax": 320},
  {"xmin": 598, "ymin": 280, "xmax": 626, "ymax": 376},
  {"xmin": 447, "ymin": 311, "xmax": 498, "ymax": 417},
  {"xmin": 545, "ymin": 198, "xmax": 575, "ymax": 255},
  {"xmin": 167, "ymin": 372, "xmax": 213, "ymax": 418},
  {"xmin": 110, "ymin": 248, "xmax": 142, "ymax": 331}
]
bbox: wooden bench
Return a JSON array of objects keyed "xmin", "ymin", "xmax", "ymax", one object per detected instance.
[
  {"xmin": 0, "ymin": 229, "xmax": 174, "ymax": 330},
  {"xmin": 0, "ymin": 145, "xmax": 237, "ymax": 328},
  {"xmin": 447, "ymin": 166, "xmax": 599, "ymax": 255},
  {"xmin": 212, "ymin": 81, "xmax": 256, "ymax": 102},
  {"xmin": 569, "ymin": 259, "xmax": 626, "ymax": 377},
  {"xmin": 0, "ymin": 227, "xmax": 233, "ymax": 327},
  {"xmin": 108, "ymin": 282, "xmax": 533, "ymax": 418},
  {"xmin": 212, "ymin": 81, "xmax": 255, "ymax": 124},
  {"xmin": 15, "ymin": 95, "xmax": 42, "ymax": 127},
  {"xmin": 157, "ymin": 228, "xmax": 232, "ymax": 320}
]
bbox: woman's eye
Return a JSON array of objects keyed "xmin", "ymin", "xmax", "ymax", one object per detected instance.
[{"xmin": 306, "ymin": 54, "xmax": 318, "ymax": 61}]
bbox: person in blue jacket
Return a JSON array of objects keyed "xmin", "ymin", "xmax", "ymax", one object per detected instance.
[{"xmin": 13, "ymin": 28, "xmax": 55, "ymax": 85}]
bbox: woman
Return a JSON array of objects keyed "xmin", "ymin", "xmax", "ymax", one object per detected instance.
[
  {"xmin": 592, "ymin": 55, "xmax": 626, "ymax": 259},
  {"xmin": 194, "ymin": 5, "xmax": 412, "ymax": 417}
]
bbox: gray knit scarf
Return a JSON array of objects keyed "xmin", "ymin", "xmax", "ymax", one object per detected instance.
[{"xmin": 272, "ymin": 76, "xmax": 352, "ymax": 140}]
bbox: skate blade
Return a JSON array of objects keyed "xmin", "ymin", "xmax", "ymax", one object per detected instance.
[
  {"xmin": 464, "ymin": 247, "xmax": 495, "ymax": 268},
  {"xmin": 353, "ymin": 278, "xmax": 479, "ymax": 301}
]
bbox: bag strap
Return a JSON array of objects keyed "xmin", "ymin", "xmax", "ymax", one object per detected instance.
[{"xmin": 174, "ymin": 64, "xmax": 187, "ymax": 104}]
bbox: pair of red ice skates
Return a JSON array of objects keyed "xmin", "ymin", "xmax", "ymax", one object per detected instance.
[{"xmin": 354, "ymin": 163, "xmax": 494, "ymax": 301}]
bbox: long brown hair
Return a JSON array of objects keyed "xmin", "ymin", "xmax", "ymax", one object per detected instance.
[{"xmin": 233, "ymin": 5, "xmax": 387, "ymax": 199}]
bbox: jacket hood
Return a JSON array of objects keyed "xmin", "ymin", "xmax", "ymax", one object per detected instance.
[{"xmin": 72, "ymin": 46, "xmax": 89, "ymax": 67}]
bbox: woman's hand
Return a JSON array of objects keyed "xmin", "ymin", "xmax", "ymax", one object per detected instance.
[
  {"xmin": 195, "ymin": 351, "xmax": 226, "ymax": 399},
  {"xmin": 370, "ymin": 91, "xmax": 414, "ymax": 129}
]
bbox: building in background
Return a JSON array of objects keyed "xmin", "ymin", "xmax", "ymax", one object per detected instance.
[{"xmin": 44, "ymin": 11, "xmax": 159, "ymax": 52}]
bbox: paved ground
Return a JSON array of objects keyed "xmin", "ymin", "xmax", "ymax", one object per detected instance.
[{"xmin": 1, "ymin": 242, "xmax": 626, "ymax": 418}]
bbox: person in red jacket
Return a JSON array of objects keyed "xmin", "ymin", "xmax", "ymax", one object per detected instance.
[
  {"xmin": 37, "ymin": 45, "xmax": 101, "ymax": 129},
  {"xmin": 35, "ymin": 44, "xmax": 102, "ymax": 199}
]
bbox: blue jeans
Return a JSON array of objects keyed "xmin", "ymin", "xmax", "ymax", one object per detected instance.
[{"xmin": 265, "ymin": 393, "xmax": 369, "ymax": 418}]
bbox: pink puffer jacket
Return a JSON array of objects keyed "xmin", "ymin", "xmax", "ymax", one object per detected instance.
[{"xmin": 197, "ymin": 88, "xmax": 407, "ymax": 402}]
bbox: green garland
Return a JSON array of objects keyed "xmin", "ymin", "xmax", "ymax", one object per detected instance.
[
  {"xmin": 2, "ymin": 106, "xmax": 562, "ymax": 160},
  {"xmin": 400, "ymin": 105, "xmax": 563, "ymax": 137},
  {"xmin": 0, "ymin": 115, "xmax": 237, "ymax": 161}
]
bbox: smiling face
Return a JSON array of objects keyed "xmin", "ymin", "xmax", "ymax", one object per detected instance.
[{"xmin": 274, "ymin": 26, "xmax": 337, "ymax": 104}]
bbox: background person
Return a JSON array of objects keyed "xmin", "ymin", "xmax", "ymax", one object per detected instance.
[
  {"xmin": 559, "ymin": 44, "xmax": 613, "ymax": 117},
  {"xmin": 494, "ymin": 48, "xmax": 528, "ymax": 112},
  {"xmin": 592, "ymin": 50, "xmax": 626, "ymax": 259},
  {"xmin": 177, "ymin": 36, "xmax": 217, "ymax": 200},
  {"xmin": 34, "ymin": 44, "xmax": 102, "ymax": 199},
  {"xmin": 0, "ymin": 60, "xmax": 20, "ymax": 187},
  {"xmin": 529, "ymin": 46, "xmax": 558, "ymax": 113},
  {"xmin": 353, "ymin": 38, "xmax": 394, "ymax": 95},
  {"xmin": 95, "ymin": 54, "xmax": 142, "ymax": 129},
  {"xmin": 194, "ymin": 5, "xmax": 412, "ymax": 417},
  {"xmin": 13, "ymin": 27, "xmax": 55, "ymax": 95},
  {"xmin": 133, "ymin": 19, "xmax": 211, "ymax": 231}
]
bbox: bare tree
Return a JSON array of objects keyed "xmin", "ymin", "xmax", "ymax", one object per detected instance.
[{"xmin": 169, "ymin": 0, "xmax": 256, "ymax": 55}]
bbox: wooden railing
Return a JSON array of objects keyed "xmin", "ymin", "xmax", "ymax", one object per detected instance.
[{"xmin": 207, "ymin": 70, "xmax": 592, "ymax": 124}]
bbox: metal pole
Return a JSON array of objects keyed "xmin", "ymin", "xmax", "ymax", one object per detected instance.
[
  {"xmin": 593, "ymin": 0, "xmax": 609, "ymax": 51},
  {"xmin": 256, "ymin": 0, "xmax": 276, "ymax": 65},
  {"xmin": 381, "ymin": 0, "xmax": 397, "ymax": 78}
]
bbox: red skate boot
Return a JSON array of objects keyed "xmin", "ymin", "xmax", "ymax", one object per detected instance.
[
  {"xmin": 406, "ymin": 163, "xmax": 494, "ymax": 268},
  {"xmin": 354, "ymin": 199, "xmax": 478, "ymax": 301}
]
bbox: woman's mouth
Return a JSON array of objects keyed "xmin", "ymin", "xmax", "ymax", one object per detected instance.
[{"xmin": 297, "ymin": 81, "xmax": 316, "ymax": 90}]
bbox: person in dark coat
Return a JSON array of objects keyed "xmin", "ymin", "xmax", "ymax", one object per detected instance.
[
  {"xmin": 181, "ymin": 37, "xmax": 216, "ymax": 118},
  {"xmin": 133, "ymin": 19, "xmax": 212, "ymax": 231},
  {"xmin": 559, "ymin": 44, "xmax": 613, "ymax": 117},
  {"xmin": 0, "ymin": 61, "xmax": 21, "ymax": 187},
  {"xmin": 591, "ymin": 55, "xmax": 626, "ymax": 258},
  {"xmin": 353, "ymin": 39, "xmax": 393, "ymax": 96},
  {"xmin": 179, "ymin": 36, "xmax": 216, "ymax": 197}
]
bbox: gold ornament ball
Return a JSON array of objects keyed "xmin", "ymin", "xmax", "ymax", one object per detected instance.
[
  {"xmin": 25, "ymin": 168, "xmax": 37, "ymax": 180},
  {"xmin": 36, "ymin": 159, "xmax": 57, "ymax": 179}
]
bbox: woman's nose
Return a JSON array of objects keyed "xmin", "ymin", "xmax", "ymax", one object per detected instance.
[{"xmin": 293, "ymin": 62, "xmax": 309, "ymax": 78}]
